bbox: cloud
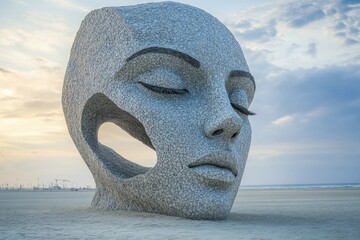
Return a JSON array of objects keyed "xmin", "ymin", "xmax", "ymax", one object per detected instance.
[
  {"xmin": 300, "ymin": 107, "xmax": 328, "ymax": 122},
  {"xmin": 23, "ymin": 100, "xmax": 60, "ymax": 111},
  {"xmin": 341, "ymin": 0, "xmax": 360, "ymax": 4},
  {"xmin": 248, "ymin": 57, "xmax": 359, "ymax": 172},
  {"xmin": 339, "ymin": 0, "xmax": 360, "ymax": 11},
  {"xmin": 269, "ymin": 108, "xmax": 326, "ymax": 127},
  {"xmin": 0, "ymin": 67, "xmax": 11, "ymax": 74},
  {"xmin": 235, "ymin": 20, "xmax": 277, "ymax": 43},
  {"xmin": 329, "ymin": 0, "xmax": 360, "ymax": 44},
  {"xmin": 334, "ymin": 21, "xmax": 347, "ymax": 30},
  {"xmin": 46, "ymin": 0, "xmax": 89, "ymax": 12},
  {"xmin": 0, "ymin": 29, "xmax": 24, "ymax": 47},
  {"xmin": 0, "ymin": 63, "xmax": 63, "ymax": 123},
  {"xmin": 250, "ymin": 140, "xmax": 360, "ymax": 160},
  {"xmin": 272, "ymin": 115, "xmax": 294, "ymax": 125},
  {"xmin": 0, "ymin": 28, "xmax": 71, "ymax": 54},
  {"xmin": 336, "ymin": 31, "xmax": 347, "ymax": 37},
  {"xmin": 0, "ymin": 11, "xmax": 73, "ymax": 60},
  {"xmin": 225, "ymin": 0, "xmax": 360, "ymax": 70},
  {"xmin": 345, "ymin": 38, "xmax": 359, "ymax": 45},
  {"xmin": 349, "ymin": 27, "xmax": 359, "ymax": 35},
  {"xmin": 234, "ymin": 20, "xmax": 252, "ymax": 29},
  {"xmin": 25, "ymin": 11, "xmax": 70, "ymax": 32},
  {"xmin": 276, "ymin": 64, "xmax": 360, "ymax": 106},
  {"xmin": 283, "ymin": 2, "xmax": 326, "ymax": 28},
  {"xmin": 261, "ymin": 64, "xmax": 360, "ymax": 145},
  {"xmin": 306, "ymin": 42, "xmax": 317, "ymax": 57}
]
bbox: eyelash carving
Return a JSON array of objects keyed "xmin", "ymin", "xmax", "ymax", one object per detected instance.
[
  {"xmin": 138, "ymin": 81, "xmax": 189, "ymax": 94},
  {"xmin": 231, "ymin": 103, "xmax": 256, "ymax": 116},
  {"xmin": 138, "ymin": 81, "xmax": 254, "ymax": 115}
]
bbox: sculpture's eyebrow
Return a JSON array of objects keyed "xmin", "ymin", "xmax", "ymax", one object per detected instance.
[
  {"xmin": 126, "ymin": 47, "xmax": 201, "ymax": 68},
  {"xmin": 229, "ymin": 70, "xmax": 256, "ymax": 89}
]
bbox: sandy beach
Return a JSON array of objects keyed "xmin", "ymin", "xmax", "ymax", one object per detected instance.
[{"xmin": 0, "ymin": 187, "xmax": 359, "ymax": 239}]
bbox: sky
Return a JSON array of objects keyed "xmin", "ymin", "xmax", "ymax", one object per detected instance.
[{"xmin": 0, "ymin": 0, "xmax": 359, "ymax": 188}]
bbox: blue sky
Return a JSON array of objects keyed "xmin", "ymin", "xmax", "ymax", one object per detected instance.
[{"xmin": 0, "ymin": 0, "xmax": 359, "ymax": 187}]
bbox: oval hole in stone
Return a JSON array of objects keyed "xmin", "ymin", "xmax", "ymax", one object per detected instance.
[{"xmin": 98, "ymin": 122, "xmax": 157, "ymax": 167}]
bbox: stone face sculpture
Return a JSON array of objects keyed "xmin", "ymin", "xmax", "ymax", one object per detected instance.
[{"xmin": 62, "ymin": 2, "xmax": 255, "ymax": 220}]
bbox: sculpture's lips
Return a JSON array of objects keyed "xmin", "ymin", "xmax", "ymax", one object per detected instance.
[{"xmin": 188, "ymin": 152, "xmax": 238, "ymax": 184}]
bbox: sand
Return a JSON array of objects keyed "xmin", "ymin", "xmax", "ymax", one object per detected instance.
[{"xmin": 0, "ymin": 188, "xmax": 359, "ymax": 239}]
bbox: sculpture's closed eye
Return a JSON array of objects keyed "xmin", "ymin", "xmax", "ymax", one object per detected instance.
[
  {"xmin": 139, "ymin": 81, "xmax": 254, "ymax": 115},
  {"xmin": 138, "ymin": 81, "xmax": 189, "ymax": 95},
  {"xmin": 231, "ymin": 102, "xmax": 256, "ymax": 116}
]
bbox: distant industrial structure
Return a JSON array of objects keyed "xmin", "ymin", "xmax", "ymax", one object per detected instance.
[{"xmin": 0, "ymin": 178, "xmax": 94, "ymax": 191}]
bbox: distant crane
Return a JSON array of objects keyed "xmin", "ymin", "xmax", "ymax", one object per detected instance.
[{"xmin": 55, "ymin": 179, "xmax": 70, "ymax": 189}]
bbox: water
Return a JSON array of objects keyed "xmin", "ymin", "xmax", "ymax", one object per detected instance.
[{"xmin": 1, "ymin": 188, "xmax": 359, "ymax": 239}]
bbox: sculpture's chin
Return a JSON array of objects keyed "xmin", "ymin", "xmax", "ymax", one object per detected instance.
[{"xmin": 90, "ymin": 169, "xmax": 238, "ymax": 220}]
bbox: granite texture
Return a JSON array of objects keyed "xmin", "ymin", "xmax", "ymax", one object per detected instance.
[{"xmin": 62, "ymin": 1, "xmax": 255, "ymax": 220}]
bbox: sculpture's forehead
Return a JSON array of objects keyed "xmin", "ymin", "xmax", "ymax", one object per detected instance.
[
  {"xmin": 115, "ymin": 2, "xmax": 247, "ymax": 71},
  {"xmin": 68, "ymin": 2, "xmax": 252, "ymax": 93}
]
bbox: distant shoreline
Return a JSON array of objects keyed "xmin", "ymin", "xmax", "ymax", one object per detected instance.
[
  {"xmin": 1, "ymin": 183, "xmax": 359, "ymax": 192},
  {"xmin": 240, "ymin": 183, "xmax": 360, "ymax": 190}
]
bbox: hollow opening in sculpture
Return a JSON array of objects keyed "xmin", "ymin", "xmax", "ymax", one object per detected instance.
[
  {"xmin": 81, "ymin": 93, "xmax": 156, "ymax": 179},
  {"xmin": 98, "ymin": 122, "xmax": 157, "ymax": 167}
]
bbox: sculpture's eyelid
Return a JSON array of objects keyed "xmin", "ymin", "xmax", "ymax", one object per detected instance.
[
  {"xmin": 138, "ymin": 81, "xmax": 189, "ymax": 94},
  {"xmin": 230, "ymin": 103, "xmax": 256, "ymax": 116}
]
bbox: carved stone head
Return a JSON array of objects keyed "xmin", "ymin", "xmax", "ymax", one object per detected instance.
[{"xmin": 62, "ymin": 2, "xmax": 255, "ymax": 220}]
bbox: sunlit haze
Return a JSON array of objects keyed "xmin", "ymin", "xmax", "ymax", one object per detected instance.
[{"xmin": 1, "ymin": 0, "xmax": 359, "ymax": 188}]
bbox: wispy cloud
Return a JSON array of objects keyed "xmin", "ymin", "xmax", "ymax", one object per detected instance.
[
  {"xmin": 283, "ymin": 2, "xmax": 325, "ymax": 28},
  {"xmin": 235, "ymin": 20, "xmax": 277, "ymax": 43},
  {"xmin": 45, "ymin": 0, "xmax": 89, "ymax": 12},
  {"xmin": 0, "ymin": 67, "xmax": 11, "ymax": 74},
  {"xmin": 306, "ymin": 42, "xmax": 317, "ymax": 57},
  {"xmin": 272, "ymin": 115, "xmax": 294, "ymax": 125},
  {"xmin": 0, "ymin": 10, "xmax": 73, "ymax": 73},
  {"xmin": 249, "ymin": 140, "xmax": 360, "ymax": 160},
  {"xmin": 345, "ymin": 38, "xmax": 359, "ymax": 45},
  {"xmin": 0, "ymin": 26, "xmax": 72, "ymax": 54}
]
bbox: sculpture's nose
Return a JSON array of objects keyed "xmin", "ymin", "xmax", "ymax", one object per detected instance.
[{"xmin": 204, "ymin": 106, "xmax": 242, "ymax": 140}]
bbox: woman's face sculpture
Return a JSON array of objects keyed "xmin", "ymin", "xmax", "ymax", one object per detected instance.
[{"xmin": 62, "ymin": 2, "xmax": 255, "ymax": 220}]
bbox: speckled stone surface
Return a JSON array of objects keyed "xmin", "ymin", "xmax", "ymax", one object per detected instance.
[{"xmin": 62, "ymin": 1, "xmax": 255, "ymax": 220}]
